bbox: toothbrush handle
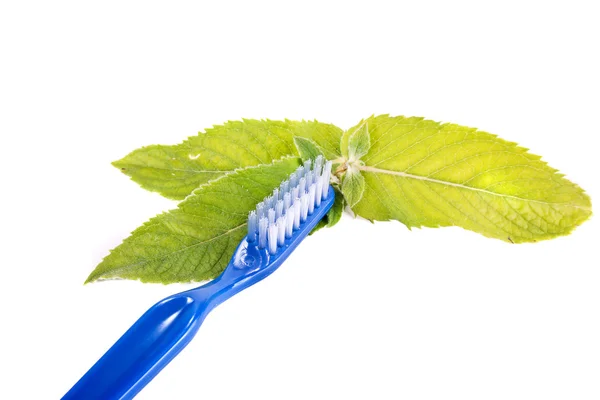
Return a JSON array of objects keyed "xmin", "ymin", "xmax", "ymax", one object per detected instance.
[{"xmin": 62, "ymin": 294, "xmax": 206, "ymax": 400}]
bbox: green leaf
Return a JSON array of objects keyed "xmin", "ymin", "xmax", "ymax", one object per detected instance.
[
  {"xmin": 311, "ymin": 187, "xmax": 345, "ymax": 234},
  {"xmin": 293, "ymin": 136, "xmax": 325, "ymax": 161},
  {"xmin": 340, "ymin": 119, "xmax": 363, "ymax": 159},
  {"xmin": 87, "ymin": 157, "xmax": 301, "ymax": 284},
  {"xmin": 290, "ymin": 119, "xmax": 344, "ymax": 160},
  {"xmin": 341, "ymin": 165, "xmax": 366, "ymax": 208},
  {"xmin": 347, "ymin": 120, "xmax": 371, "ymax": 161},
  {"xmin": 114, "ymin": 119, "xmax": 343, "ymax": 200},
  {"xmin": 343, "ymin": 115, "xmax": 592, "ymax": 243}
]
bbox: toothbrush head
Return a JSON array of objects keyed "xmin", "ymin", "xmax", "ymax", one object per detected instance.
[
  {"xmin": 247, "ymin": 155, "xmax": 333, "ymax": 255},
  {"xmin": 180, "ymin": 156, "xmax": 336, "ymax": 320},
  {"xmin": 229, "ymin": 155, "xmax": 334, "ymax": 276}
]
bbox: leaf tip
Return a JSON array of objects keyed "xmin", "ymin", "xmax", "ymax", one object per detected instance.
[
  {"xmin": 111, "ymin": 158, "xmax": 128, "ymax": 172},
  {"xmin": 84, "ymin": 272, "xmax": 98, "ymax": 285},
  {"xmin": 84, "ymin": 265, "xmax": 110, "ymax": 284}
]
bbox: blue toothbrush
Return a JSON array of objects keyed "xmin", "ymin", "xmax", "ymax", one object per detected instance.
[{"xmin": 64, "ymin": 156, "xmax": 334, "ymax": 400}]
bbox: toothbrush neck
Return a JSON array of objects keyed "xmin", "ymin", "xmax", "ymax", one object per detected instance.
[{"xmin": 183, "ymin": 264, "xmax": 261, "ymax": 313}]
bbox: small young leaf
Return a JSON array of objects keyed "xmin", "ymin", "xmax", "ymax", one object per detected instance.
[
  {"xmin": 341, "ymin": 165, "xmax": 366, "ymax": 208},
  {"xmin": 293, "ymin": 136, "xmax": 325, "ymax": 161},
  {"xmin": 344, "ymin": 115, "xmax": 592, "ymax": 243},
  {"xmin": 87, "ymin": 157, "xmax": 301, "ymax": 284},
  {"xmin": 340, "ymin": 118, "xmax": 368, "ymax": 159},
  {"xmin": 311, "ymin": 187, "xmax": 345, "ymax": 234},
  {"xmin": 347, "ymin": 121, "xmax": 370, "ymax": 161},
  {"xmin": 290, "ymin": 120, "xmax": 345, "ymax": 160},
  {"xmin": 114, "ymin": 119, "xmax": 343, "ymax": 200}
]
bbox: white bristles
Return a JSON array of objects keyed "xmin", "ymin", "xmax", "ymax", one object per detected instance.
[
  {"xmin": 267, "ymin": 208, "xmax": 275, "ymax": 225},
  {"xmin": 276, "ymin": 216, "xmax": 286, "ymax": 245},
  {"xmin": 322, "ymin": 160, "xmax": 332, "ymax": 199},
  {"xmin": 285, "ymin": 210, "xmax": 294, "ymax": 238},
  {"xmin": 258, "ymin": 217, "xmax": 268, "ymax": 248},
  {"xmin": 283, "ymin": 192, "xmax": 291, "ymax": 211},
  {"xmin": 308, "ymin": 183, "xmax": 316, "ymax": 215},
  {"xmin": 315, "ymin": 155, "xmax": 323, "ymax": 174},
  {"xmin": 326, "ymin": 159, "xmax": 332, "ymax": 174},
  {"xmin": 248, "ymin": 156, "xmax": 332, "ymax": 255},
  {"xmin": 315, "ymin": 175, "xmax": 324, "ymax": 207},
  {"xmin": 268, "ymin": 224, "xmax": 278, "ymax": 255},
  {"xmin": 289, "ymin": 172, "xmax": 298, "ymax": 188},
  {"xmin": 280, "ymin": 180, "xmax": 289, "ymax": 195},
  {"xmin": 248, "ymin": 211, "xmax": 257, "ymax": 241},
  {"xmin": 322, "ymin": 183, "xmax": 329, "ymax": 200},
  {"xmin": 314, "ymin": 155, "xmax": 323, "ymax": 177},
  {"xmin": 275, "ymin": 200, "xmax": 284, "ymax": 219},
  {"xmin": 300, "ymin": 193, "xmax": 309, "ymax": 222},
  {"xmin": 306, "ymin": 170, "xmax": 313, "ymax": 187},
  {"xmin": 293, "ymin": 199, "xmax": 301, "ymax": 229},
  {"xmin": 313, "ymin": 164, "xmax": 322, "ymax": 178},
  {"xmin": 256, "ymin": 202, "xmax": 265, "ymax": 219},
  {"xmin": 264, "ymin": 195, "xmax": 273, "ymax": 210},
  {"xmin": 299, "ymin": 177, "xmax": 306, "ymax": 196},
  {"xmin": 303, "ymin": 159, "xmax": 312, "ymax": 172}
]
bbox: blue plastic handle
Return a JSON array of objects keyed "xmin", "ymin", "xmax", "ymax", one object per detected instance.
[{"xmin": 63, "ymin": 188, "xmax": 335, "ymax": 400}]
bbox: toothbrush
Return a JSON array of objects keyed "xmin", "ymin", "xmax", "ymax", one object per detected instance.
[{"xmin": 63, "ymin": 156, "xmax": 334, "ymax": 400}]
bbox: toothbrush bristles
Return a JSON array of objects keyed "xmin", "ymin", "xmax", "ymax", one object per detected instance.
[
  {"xmin": 249, "ymin": 157, "xmax": 332, "ymax": 252},
  {"xmin": 299, "ymin": 177, "xmax": 306, "ymax": 195},
  {"xmin": 308, "ymin": 184, "xmax": 316, "ymax": 215},
  {"xmin": 275, "ymin": 200, "xmax": 284, "ymax": 219},
  {"xmin": 276, "ymin": 216, "xmax": 286, "ymax": 246},
  {"xmin": 258, "ymin": 217, "xmax": 268, "ymax": 248},
  {"xmin": 267, "ymin": 208, "xmax": 276, "ymax": 225},
  {"xmin": 315, "ymin": 175, "xmax": 324, "ymax": 207},
  {"xmin": 306, "ymin": 170, "xmax": 313, "ymax": 187},
  {"xmin": 289, "ymin": 173, "xmax": 298, "ymax": 188},
  {"xmin": 280, "ymin": 180, "xmax": 289, "ymax": 196},
  {"xmin": 256, "ymin": 202, "xmax": 265, "ymax": 219},
  {"xmin": 268, "ymin": 224, "xmax": 278, "ymax": 255},
  {"xmin": 322, "ymin": 160, "xmax": 332, "ymax": 199},
  {"xmin": 247, "ymin": 211, "xmax": 257, "ymax": 242},
  {"xmin": 283, "ymin": 192, "xmax": 291, "ymax": 211},
  {"xmin": 292, "ymin": 199, "xmax": 301, "ymax": 229},
  {"xmin": 300, "ymin": 193, "xmax": 309, "ymax": 222},
  {"xmin": 285, "ymin": 209, "xmax": 294, "ymax": 238},
  {"xmin": 303, "ymin": 159, "xmax": 312, "ymax": 172}
]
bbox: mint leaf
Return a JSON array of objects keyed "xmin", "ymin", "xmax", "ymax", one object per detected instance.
[
  {"xmin": 341, "ymin": 165, "xmax": 365, "ymax": 208},
  {"xmin": 290, "ymin": 120, "xmax": 344, "ymax": 160},
  {"xmin": 87, "ymin": 158, "xmax": 300, "ymax": 283},
  {"xmin": 341, "ymin": 115, "xmax": 592, "ymax": 243},
  {"xmin": 347, "ymin": 120, "xmax": 370, "ymax": 161},
  {"xmin": 311, "ymin": 188, "xmax": 345, "ymax": 234},
  {"xmin": 114, "ymin": 119, "xmax": 343, "ymax": 200},
  {"xmin": 293, "ymin": 136, "xmax": 325, "ymax": 161}
]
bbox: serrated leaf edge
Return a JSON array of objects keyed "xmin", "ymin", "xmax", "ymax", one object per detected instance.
[{"xmin": 86, "ymin": 155, "xmax": 301, "ymax": 284}]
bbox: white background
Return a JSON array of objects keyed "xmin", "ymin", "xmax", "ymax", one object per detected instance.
[{"xmin": 1, "ymin": 1, "xmax": 598, "ymax": 399}]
